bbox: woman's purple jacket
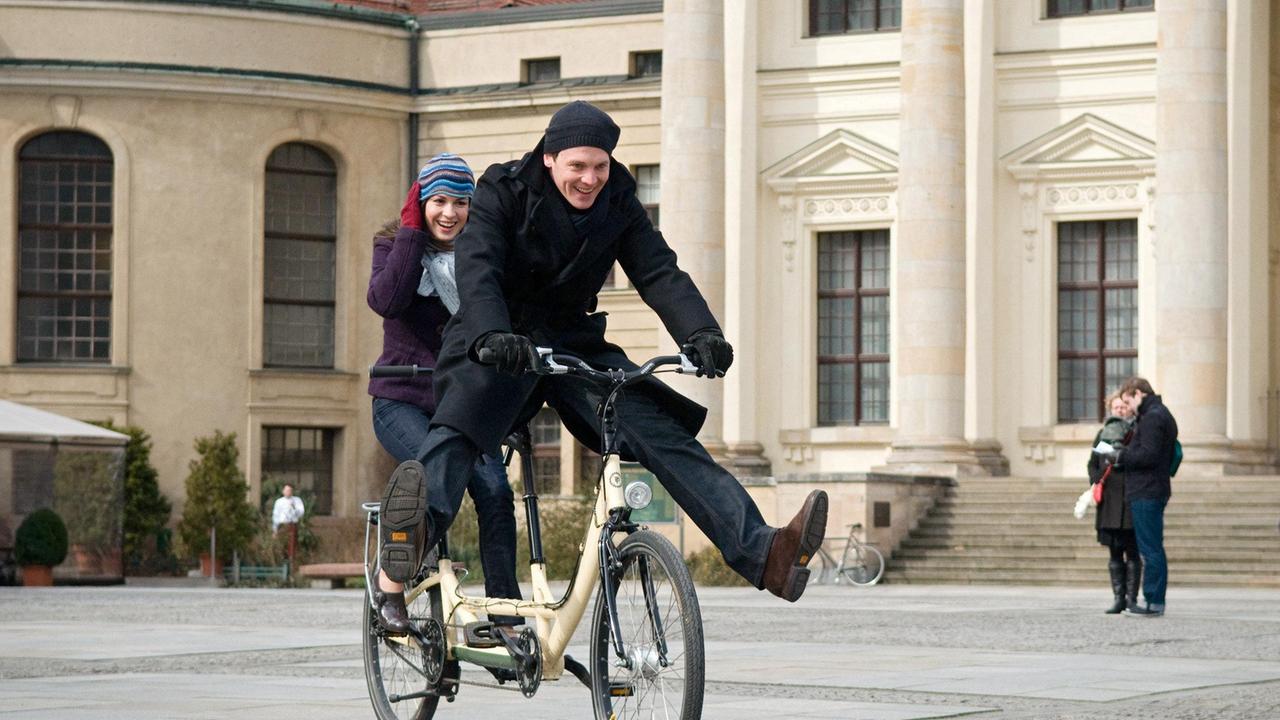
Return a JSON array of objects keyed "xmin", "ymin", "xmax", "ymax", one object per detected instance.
[{"xmin": 367, "ymin": 224, "xmax": 454, "ymax": 413}]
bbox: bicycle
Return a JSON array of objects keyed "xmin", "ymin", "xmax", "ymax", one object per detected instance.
[
  {"xmin": 815, "ymin": 522, "xmax": 884, "ymax": 586},
  {"xmin": 362, "ymin": 348, "xmax": 706, "ymax": 720}
]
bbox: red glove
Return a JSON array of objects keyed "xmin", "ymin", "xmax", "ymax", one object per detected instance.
[{"xmin": 400, "ymin": 182, "xmax": 424, "ymax": 230}]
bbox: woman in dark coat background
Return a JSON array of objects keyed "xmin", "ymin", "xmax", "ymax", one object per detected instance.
[{"xmin": 1087, "ymin": 392, "xmax": 1140, "ymax": 614}]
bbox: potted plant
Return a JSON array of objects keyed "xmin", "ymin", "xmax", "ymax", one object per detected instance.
[
  {"xmin": 53, "ymin": 450, "xmax": 122, "ymax": 575},
  {"xmin": 14, "ymin": 508, "xmax": 69, "ymax": 587},
  {"xmin": 176, "ymin": 431, "xmax": 257, "ymax": 577}
]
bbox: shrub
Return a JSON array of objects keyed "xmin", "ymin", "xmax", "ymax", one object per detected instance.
[
  {"xmin": 94, "ymin": 423, "xmax": 172, "ymax": 572},
  {"xmin": 176, "ymin": 431, "xmax": 258, "ymax": 562},
  {"xmin": 14, "ymin": 508, "xmax": 69, "ymax": 567},
  {"xmin": 685, "ymin": 545, "xmax": 751, "ymax": 587}
]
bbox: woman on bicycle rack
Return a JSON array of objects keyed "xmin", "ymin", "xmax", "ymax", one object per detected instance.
[
  {"xmin": 367, "ymin": 153, "xmax": 522, "ymax": 634},
  {"xmin": 376, "ymin": 101, "xmax": 829, "ymax": 619}
]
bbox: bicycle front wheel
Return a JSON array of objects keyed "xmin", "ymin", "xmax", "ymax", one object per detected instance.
[
  {"xmin": 589, "ymin": 530, "xmax": 704, "ymax": 720},
  {"xmin": 362, "ymin": 581, "xmax": 452, "ymax": 720},
  {"xmin": 839, "ymin": 544, "xmax": 885, "ymax": 586}
]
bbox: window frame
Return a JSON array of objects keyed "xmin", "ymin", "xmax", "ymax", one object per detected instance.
[
  {"xmin": 808, "ymin": 0, "xmax": 902, "ymax": 37},
  {"xmin": 530, "ymin": 406, "xmax": 563, "ymax": 496},
  {"xmin": 522, "ymin": 57, "xmax": 561, "ymax": 85},
  {"xmin": 629, "ymin": 50, "xmax": 662, "ymax": 79},
  {"xmin": 816, "ymin": 229, "xmax": 890, "ymax": 427},
  {"xmin": 15, "ymin": 130, "xmax": 114, "ymax": 364},
  {"xmin": 1046, "ymin": 0, "xmax": 1154, "ymax": 18},
  {"xmin": 260, "ymin": 425, "xmax": 337, "ymax": 516},
  {"xmin": 1055, "ymin": 219, "xmax": 1139, "ymax": 424},
  {"xmin": 262, "ymin": 142, "xmax": 338, "ymax": 370}
]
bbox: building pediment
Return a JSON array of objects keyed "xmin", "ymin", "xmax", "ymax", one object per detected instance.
[
  {"xmin": 765, "ymin": 128, "xmax": 898, "ymax": 194},
  {"xmin": 1004, "ymin": 113, "xmax": 1154, "ymax": 181}
]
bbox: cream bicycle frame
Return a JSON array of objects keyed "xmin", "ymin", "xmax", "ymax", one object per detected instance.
[{"xmin": 381, "ymin": 452, "xmax": 626, "ymax": 682}]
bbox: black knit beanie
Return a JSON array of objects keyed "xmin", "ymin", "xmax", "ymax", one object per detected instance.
[{"xmin": 543, "ymin": 101, "xmax": 620, "ymax": 154}]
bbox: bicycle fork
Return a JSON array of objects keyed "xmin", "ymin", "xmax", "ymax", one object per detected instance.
[{"xmin": 598, "ymin": 515, "xmax": 671, "ymax": 673}]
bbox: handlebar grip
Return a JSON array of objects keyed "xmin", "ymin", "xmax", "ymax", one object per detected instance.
[{"xmin": 368, "ymin": 365, "xmax": 430, "ymax": 378}]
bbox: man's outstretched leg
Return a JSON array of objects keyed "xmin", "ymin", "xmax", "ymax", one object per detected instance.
[{"xmin": 554, "ymin": 385, "xmax": 827, "ymax": 601}]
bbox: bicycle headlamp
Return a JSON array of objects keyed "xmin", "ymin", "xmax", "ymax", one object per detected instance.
[{"xmin": 624, "ymin": 481, "xmax": 652, "ymax": 511}]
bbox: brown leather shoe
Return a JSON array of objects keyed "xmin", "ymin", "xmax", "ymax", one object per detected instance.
[
  {"xmin": 375, "ymin": 590, "xmax": 410, "ymax": 635},
  {"xmin": 762, "ymin": 490, "xmax": 828, "ymax": 602}
]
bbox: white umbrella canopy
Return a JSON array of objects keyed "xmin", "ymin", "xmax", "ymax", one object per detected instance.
[{"xmin": 0, "ymin": 401, "xmax": 127, "ymax": 447}]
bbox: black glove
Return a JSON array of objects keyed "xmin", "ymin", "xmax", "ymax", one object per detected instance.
[
  {"xmin": 477, "ymin": 332, "xmax": 539, "ymax": 376},
  {"xmin": 683, "ymin": 328, "xmax": 733, "ymax": 378}
]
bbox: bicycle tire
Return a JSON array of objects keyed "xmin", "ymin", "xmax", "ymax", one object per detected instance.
[
  {"xmin": 589, "ymin": 530, "xmax": 705, "ymax": 720},
  {"xmin": 839, "ymin": 544, "xmax": 885, "ymax": 587},
  {"xmin": 363, "ymin": 580, "xmax": 456, "ymax": 720}
]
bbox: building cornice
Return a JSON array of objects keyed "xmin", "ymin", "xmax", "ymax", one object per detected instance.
[
  {"xmin": 0, "ymin": 0, "xmax": 412, "ymax": 26},
  {"xmin": 420, "ymin": 0, "xmax": 660, "ymax": 30},
  {"xmin": 0, "ymin": 62, "xmax": 412, "ymax": 114}
]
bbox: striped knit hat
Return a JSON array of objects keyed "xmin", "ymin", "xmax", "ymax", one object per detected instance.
[{"xmin": 417, "ymin": 153, "xmax": 475, "ymax": 202}]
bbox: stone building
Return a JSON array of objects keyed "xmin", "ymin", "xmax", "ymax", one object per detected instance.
[{"xmin": 1, "ymin": 0, "xmax": 1276, "ymax": 557}]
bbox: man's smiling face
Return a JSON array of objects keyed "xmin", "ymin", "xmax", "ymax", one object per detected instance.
[{"xmin": 543, "ymin": 146, "xmax": 611, "ymax": 210}]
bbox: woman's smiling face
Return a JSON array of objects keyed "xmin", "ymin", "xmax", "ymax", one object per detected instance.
[{"xmin": 423, "ymin": 194, "xmax": 469, "ymax": 243}]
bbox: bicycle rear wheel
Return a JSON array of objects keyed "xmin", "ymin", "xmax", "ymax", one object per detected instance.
[
  {"xmin": 589, "ymin": 530, "xmax": 704, "ymax": 720},
  {"xmin": 363, "ymin": 580, "xmax": 455, "ymax": 720},
  {"xmin": 839, "ymin": 544, "xmax": 885, "ymax": 586}
]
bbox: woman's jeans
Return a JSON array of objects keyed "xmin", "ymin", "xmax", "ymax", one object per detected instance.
[
  {"xmin": 1130, "ymin": 497, "xmax": 1168, "ymax": 606},
  {"xmin": 372, "ymin": 398, "xmax": 522, "ymax": 624}
]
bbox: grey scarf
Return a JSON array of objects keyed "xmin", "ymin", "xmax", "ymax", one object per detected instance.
[{"xmin": 416, "ymin": 249, "xmax": 458, "ymax": 314}]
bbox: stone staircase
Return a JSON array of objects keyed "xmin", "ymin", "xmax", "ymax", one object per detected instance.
[{"xmin": 883, "ymin": 476, "xmax": 1280, "ymax": 587}]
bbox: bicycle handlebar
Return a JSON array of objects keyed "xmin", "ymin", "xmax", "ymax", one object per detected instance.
[
  {"xmin": 476, "ymin": 346, "xmax": 699, "ymax": 385},
  {"xmin": 368, "ymin": 364, "xmax": 433, "ymax": 378}
]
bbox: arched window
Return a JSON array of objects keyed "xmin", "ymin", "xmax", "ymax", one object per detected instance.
[
  {"xmin": 17, "ymin": 131, "xmax": 114, "ymax": 363},
  {"xmin": 263, "ymin": 143, "xmax": 337, "ymax": 368}
]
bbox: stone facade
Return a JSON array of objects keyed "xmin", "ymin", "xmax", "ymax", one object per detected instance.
[{"xmin": 0, "ymin": 0, "xmax": 1276, "ymax": 558}]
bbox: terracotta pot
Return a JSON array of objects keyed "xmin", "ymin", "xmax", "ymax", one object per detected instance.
[
  {"xmin": 21, "ymin": 564, "xmax": 53, "ymax": 587},
  {"xmin": 199, "ymin": 553, "xmax": 224, "ymax": 578},
  {"xmin": 71, "ymin": 544, "xmax": 103, "ymax": 575},
  {"xmin": 100, "ymin": 547, "xmax": 123, "ymax": 577}
]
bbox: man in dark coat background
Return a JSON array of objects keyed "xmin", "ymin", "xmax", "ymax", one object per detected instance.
[
  {"xmin": 376, "ymin": 101, "xmax": 828, "ymax": 628},
  {"xmin": 1114, "ymin": 376, "xmax": 1179, "ymax": 617}
]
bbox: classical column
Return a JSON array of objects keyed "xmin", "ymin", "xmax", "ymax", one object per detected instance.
[
  {"xmin": 882, "ymin": 0, "xmax": 982, "ymax": 475},
  {"xmin": 660, "ymin": 0, "xmax": 726, "ymax": 457},
  {"xmin": 1223, "ymin": 0, "xmax": 1273, "ymax": 471},
  {"xmin": 1155, "ymin": 0, "xmax": 1233, "ymax": 472},
  {"xmin": 962, "ymin": 0, "xmax": 1008, "ymax": 475},
  {"xmin": 722, "ymin": 0, "xmax": 770, "ymax": 475}
]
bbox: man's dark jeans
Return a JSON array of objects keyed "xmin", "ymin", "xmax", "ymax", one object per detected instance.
[
  {"xmin": 1130, "ymin": 497, "xmax": 1168, "ymax": 605},
  {"xmin": 372, "ymin": 398, "xmax": 522, "ymax": 623},
  {"xmin": 419, "ymin": 381, "xmax": 777, "ymax": 588}
]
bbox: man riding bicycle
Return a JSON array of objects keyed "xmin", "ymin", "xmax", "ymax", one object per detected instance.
[{"xmin": 376, "ymin": 100, "xmax": 828, "ymax": 631}]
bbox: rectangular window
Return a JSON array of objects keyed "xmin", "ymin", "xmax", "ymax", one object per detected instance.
[
  {"xmin": 809, "ymin": 0, "xmax": 901, "ymax": 36},
  {"xmin": 630, "ymin": 51, "xmax": 662, "ymax": 78},
  {"xmin": 524, "ymin": 57, "xmax": 561, "ymax": 84},
  {"xmin": 264, "ymin": 143, "xmax": 337, "ymax": 369},
  {"xmin": 634, "ymin": 164, "xmax": 660, "ymax": 229},
  {"xmin": 261, "ymin": 427, "xmax": 335, "ymax": 515},
  {"xmin": 531, "ymin": 406, "xmax": 562, "ymax": 496},
  {"xmin": 17, "ymin": 132, "xmax": 113, "ymax": 363},
  {"xmin": 1048, "ymin": 0, "xmax": 1152, "ymax": 18},
  {"xmin": 817, "ymin": 230, "xmax": 890, "ymax": 426},
  {"xmin": 1057, "ymin": 220, "xmax": 1138, "ymax": 423}
]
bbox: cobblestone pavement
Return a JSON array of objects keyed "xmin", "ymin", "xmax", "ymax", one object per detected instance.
[{"xmin": 2, "ymin": 582, "xmax": 1279, "ymax": 719}]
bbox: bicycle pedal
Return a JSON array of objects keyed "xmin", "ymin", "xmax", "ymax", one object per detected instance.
[
  {"xmin": 463, "ymin": 621, "xmax": 502, "ymax": 648},
  {"xmin": 608, "ymin": 682, "xmax": 634, "ymax": 697}
]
